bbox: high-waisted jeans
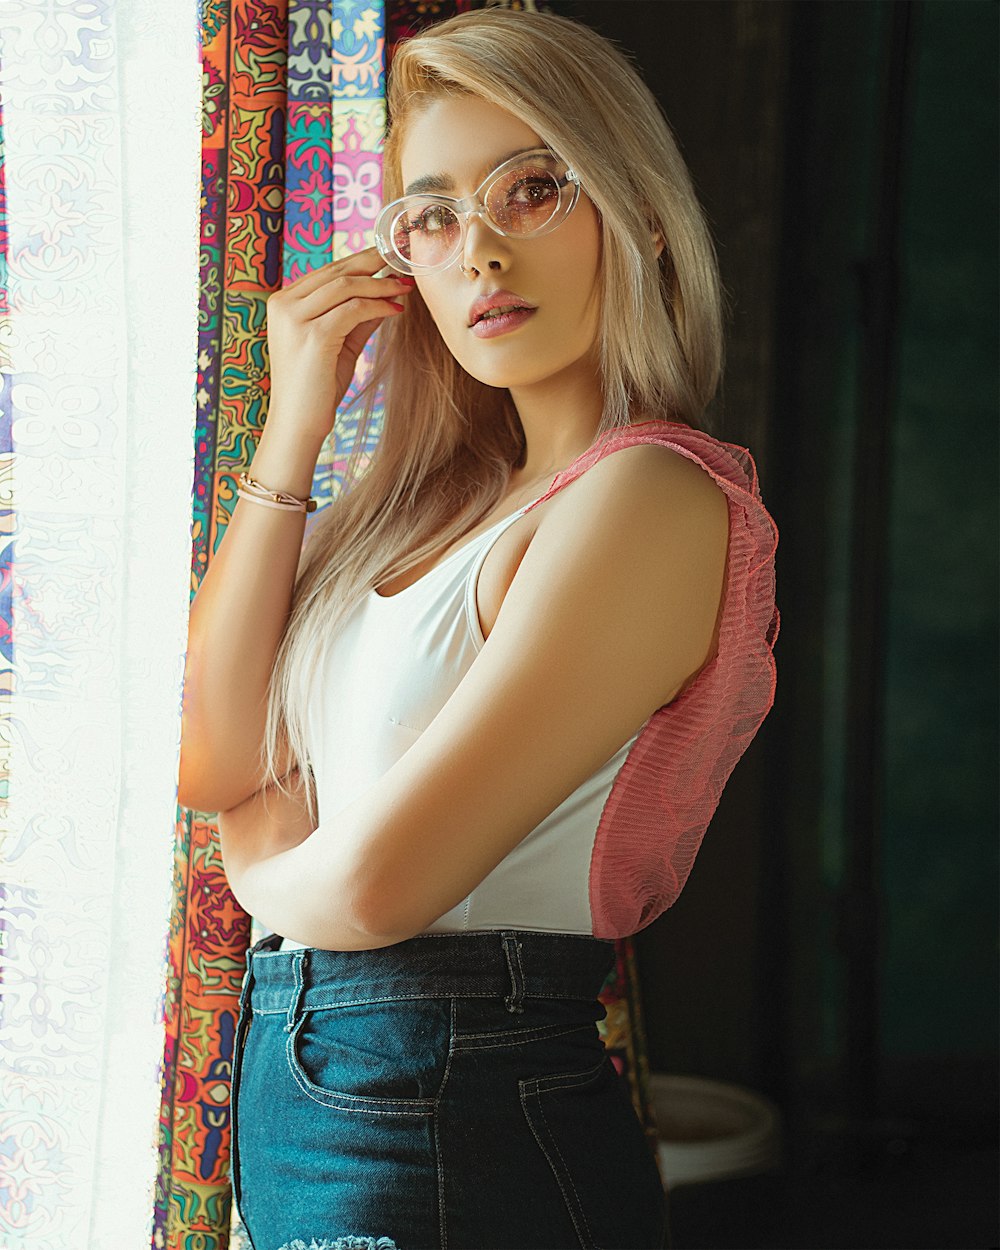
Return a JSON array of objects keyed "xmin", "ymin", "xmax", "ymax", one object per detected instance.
[{"xmin": 231, "ymin": 928, "xmax": 670, "ymax": 1250}]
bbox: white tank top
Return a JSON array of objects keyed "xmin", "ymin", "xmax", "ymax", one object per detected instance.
[{"xmin": 279, "ymin": 494, "xmax": 640, "ymax": 950}]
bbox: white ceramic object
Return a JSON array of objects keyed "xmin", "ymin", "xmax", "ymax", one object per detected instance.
[{"xmin": 649, "ymin": 1073, "xmax": 783, "ymax": 1188}]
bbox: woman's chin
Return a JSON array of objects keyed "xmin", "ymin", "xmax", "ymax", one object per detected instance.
[{"xmin": 452, "ymin": 353, "xmax": 556, "ymax": 391}]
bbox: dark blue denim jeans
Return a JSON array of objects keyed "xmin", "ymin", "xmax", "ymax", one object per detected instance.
[{"xmin": 231, "ymin": 928, "xmax": 670, "ymax": 1250}]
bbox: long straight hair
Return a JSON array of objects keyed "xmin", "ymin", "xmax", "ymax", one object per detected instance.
[{"xmin": 257, "ymin": 7, "xmax": 725, "ymax": 822}]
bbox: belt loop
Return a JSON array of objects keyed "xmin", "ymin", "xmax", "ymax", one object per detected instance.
[
  {"xmin": 501, "ymin": 932, "xmax": 525, "ymax": 1014},
  {"xmin": 284, "ymin": 949, "xmax": 309, "ymax": 1033}
]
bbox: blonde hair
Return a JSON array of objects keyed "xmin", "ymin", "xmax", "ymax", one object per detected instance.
[{"xmin": 257, "ymin": 6, "xmax": 725, "ymax": 821}]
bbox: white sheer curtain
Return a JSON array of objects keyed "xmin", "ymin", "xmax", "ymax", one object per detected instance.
[{"xmin": 0, "ymin": 3, "xmax": 201, "ymax": 1245}]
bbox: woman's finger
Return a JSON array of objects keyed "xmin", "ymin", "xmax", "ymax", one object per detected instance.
[
  {"xmin": 297, "ymin": 274, "xmax": 413, "ymax": 322},
  {"xmin": 314, "ymin": 296, "xmax": 407, "ymax": 335},
  {"xmin": 276, "ymin": 245, "xmax": 387, "ymax": 301}
]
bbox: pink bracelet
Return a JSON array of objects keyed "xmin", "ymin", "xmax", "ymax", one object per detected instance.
[{"xmin": 236, "ymin": 471, "xmax": 317, "ymax": 513}]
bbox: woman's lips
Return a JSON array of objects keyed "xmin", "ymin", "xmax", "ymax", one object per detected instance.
[{"xmin": 469, "ymin": 307, "xmax": 537, "ymax": 339}]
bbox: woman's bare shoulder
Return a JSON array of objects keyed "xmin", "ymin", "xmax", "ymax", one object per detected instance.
[
  {"xmin": 476, "ymin": 435, "xmax": 729, "ymax": 649},
  {"xmin": 534, "ymin": 437, "xmax": 729, "ymax": 543}
]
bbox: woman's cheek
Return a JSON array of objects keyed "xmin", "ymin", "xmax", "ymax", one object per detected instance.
[{"xmin": 417, "ymin": 289, "xmax": 460, "ymax": 352}]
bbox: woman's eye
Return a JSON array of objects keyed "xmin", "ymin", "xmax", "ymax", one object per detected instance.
[
  {"xmin": 508, "ymin": 177, "xmax": 557, "ymax": 205},
  {"xmin": 415, "ymin": 206, "xmax": 453, "ymax": 232}
]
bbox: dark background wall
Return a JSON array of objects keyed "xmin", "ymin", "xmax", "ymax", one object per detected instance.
[{"xmin": 561, "ymin": 2, "xmax": 998, "ymax": 1246}]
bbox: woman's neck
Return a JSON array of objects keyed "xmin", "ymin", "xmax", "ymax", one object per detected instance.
[{"xmin": 508, "ymin": 353, "xmax": 604, "ymax": 481}]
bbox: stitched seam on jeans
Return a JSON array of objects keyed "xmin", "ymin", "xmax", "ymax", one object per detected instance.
[
  {"xmin": 453, "ymin": 1020, "xmax": 588, "ymax": 1041},
  {"xmin": 534, "ymin": 1090, "xmax": 597, "ymax": 1248},
  {"xmin": 284, "ymin": 950, "xmax": 306, "ymax": 1032},
  {"xmin": 435, "ymin": 998, "xmax": 457, "ymax": 1250},
  {"xmin": 501, "ymin": 935, "xmax": 527, "ymax": 1013},
  {"xmin": 253, "ymin": 991, "xmax": 543, "ymax": 1014},
  {"xmin": 284, "ymin": 1015, "xmax": 435, "ymax": 1114},
  {"xmin": 434, "ymin": 998, "xmax": 457, "ymax": 1110},
  {"xmin": 231, "ymin": 1010, "xmax": 255, "ymax": 1248},
  {"xmin": 530, "ymin": 1056, "xmax": 608, "ymax": 1096},
  {"xmin": 451, "ymin": 1023, "xmax": 593, "ymax": 1051},
  {"xmin": 518, "ymin": 1081, "xmax": 591, "ymax": 1249}
]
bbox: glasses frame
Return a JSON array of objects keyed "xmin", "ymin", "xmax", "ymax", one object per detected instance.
[{"xmin": 374, "ymin": 147, "xmax": 582, "ymax": 276}]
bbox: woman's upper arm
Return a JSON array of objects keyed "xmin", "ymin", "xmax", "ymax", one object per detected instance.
[
  {"xmin": 338, "ymin": 443, "xmax": 731, "ymax": 939},
  {"xmin": 178, "ymin": 692, "xmax": 300, "ymax": 814}
]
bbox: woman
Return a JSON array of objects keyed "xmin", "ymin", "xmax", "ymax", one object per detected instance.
[{"xmin": 178, "ymin": 9, "xmax": 779, "ymax": 1249}]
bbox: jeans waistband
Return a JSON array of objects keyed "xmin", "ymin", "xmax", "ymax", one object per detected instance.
[{"xmin": 240, "ymin": 929, "xmax": 617, "ymax": 1017}]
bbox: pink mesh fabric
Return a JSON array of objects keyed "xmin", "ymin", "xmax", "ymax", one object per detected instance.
[{"xmin": 522, "ymin": 420, "xmax": 780, "ymax": 940}]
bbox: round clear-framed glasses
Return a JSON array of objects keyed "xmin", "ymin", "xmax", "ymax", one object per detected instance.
[{"xmin": 374, "ymin": 147, "xmax": 582, "ymax": 276}]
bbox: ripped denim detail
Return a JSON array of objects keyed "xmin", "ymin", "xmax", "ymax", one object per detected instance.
[{"xmin": 276, "ymin": 1239, "xmax": 399, "ymax": 1250}]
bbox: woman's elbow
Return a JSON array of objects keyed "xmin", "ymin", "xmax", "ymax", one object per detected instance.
[{"xmin": 177, "ymin": 749, "xmax": 268, "ymax": 814}]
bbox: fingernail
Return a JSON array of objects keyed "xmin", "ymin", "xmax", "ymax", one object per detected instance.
[
  {"xmin": 388, "ymin": 301, "xmax": 405, "ymax": 311},
  {"xmin": 398, "ymin": 276, "xmax": 417, "ymax": 286}
]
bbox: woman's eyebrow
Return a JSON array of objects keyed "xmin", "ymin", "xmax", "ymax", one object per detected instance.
[{"xmin": 403, "ymin": 147, "xmax": 542, "ymax": 197}]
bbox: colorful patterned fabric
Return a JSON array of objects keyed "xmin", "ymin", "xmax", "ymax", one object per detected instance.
[
  {"xmin": 154, "ymin": 2, "xmax": 663, "ymax": 1246},
  {"xmin": 153, "ymin": 1, "xmax": 271, "ymax": 1242},
  {"xmin": 386, "ymin": 0, "xmax": 546, "ymax": 52}
]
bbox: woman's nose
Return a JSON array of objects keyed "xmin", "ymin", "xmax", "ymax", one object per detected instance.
[{"xmin": 461, "ymin": 209, "xmax": 510, "ymax": 274}]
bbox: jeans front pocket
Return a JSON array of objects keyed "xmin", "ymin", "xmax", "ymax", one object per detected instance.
[
  {"xmin": 520, "ymin": 1053, "xmax": 668, "ymax": 1250},
  {"xmin": 285, "ymin": 998, "xmax": 451, "ymax": 1115}
]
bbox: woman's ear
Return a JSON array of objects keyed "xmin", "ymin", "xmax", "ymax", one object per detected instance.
[{"xmin": 644, "ymin": 208, "xmax": 666, "ymax": 259}]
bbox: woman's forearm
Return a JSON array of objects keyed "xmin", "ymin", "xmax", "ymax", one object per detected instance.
[
  {"xmin": 229, "ymin": 839, "xmax": 393, "ymax": 951},
  {"xmin": 218, "ymin": 772, "xmax": 407, "ymax": 951},
  {"xmin": 222, "ymin": 821, "xmax": 398, "ymax": 951},
  {"xmin": 178, "ymin": 416, "xmax": 327, "ymax": 814},
  {"xmin": 217, "ymin": 766, "xmax": 316, "ymax": 884}
]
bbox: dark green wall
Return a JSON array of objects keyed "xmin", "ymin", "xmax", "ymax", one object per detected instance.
[
  {"xmin": 881, "ymin": 0, "xmax": 998, "ymax": 1059},
  {"xmin": 566, "ymin": 0, "xmax": 998, "ymax": 1128},
  {"xmin": 771, "ymin": 0, "xmax": 999, "ymax": 1094}
]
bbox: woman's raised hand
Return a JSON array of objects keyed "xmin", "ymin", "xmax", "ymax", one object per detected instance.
[{"xmin": 264, "ymin": 245, "xmax": 413, "ymax": 444}]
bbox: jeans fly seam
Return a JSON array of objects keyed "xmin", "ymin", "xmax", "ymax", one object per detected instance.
[
  {"xmin": 434, "ymin": 997, "xmax": 458, "ymax": 1250},
  {"xmin": 230, "ymin": 999, "xmax": 255, "ymax": 1249}
]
